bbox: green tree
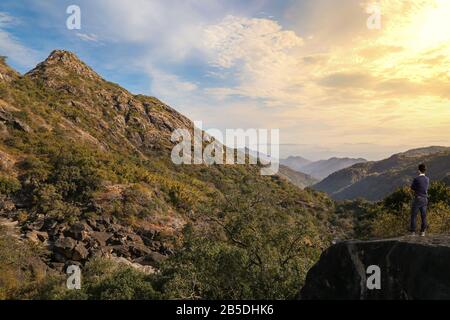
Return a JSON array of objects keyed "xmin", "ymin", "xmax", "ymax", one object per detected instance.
[{"xmin": 159, "ymin": 177, "xmax": 326, "ymax": 299}]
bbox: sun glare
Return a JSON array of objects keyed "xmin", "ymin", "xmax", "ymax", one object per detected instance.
[{"xmin": 408, "ymin": 0, "xmax": 450, "ymax": 51}]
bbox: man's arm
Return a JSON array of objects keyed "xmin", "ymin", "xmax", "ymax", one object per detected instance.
[{"xmin": 411, "ymin": 177, "xmax": 418, "ymax": 192}]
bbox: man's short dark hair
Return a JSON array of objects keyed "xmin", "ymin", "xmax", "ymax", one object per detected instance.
[{"xmin": 418, "ymin": 163, "xmax": 426, "ymax": 173}]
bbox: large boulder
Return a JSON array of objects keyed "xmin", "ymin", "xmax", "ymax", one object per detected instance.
[
  {"xmin": 72, "ymin": 243, "xmax": 89, "ymax": 261},
  {"xmin": 300, "ymin": 236, "xmax": 450, "ymax": 300},
  {"xmin": 134, "ymin": 251, "xmax": 167, "ymax": 267},
  {"xmin": 53, "ymin": 237, "xmax": 89, "ymax": 261},
  {"xmin": 65, "ymin": 222, "xmax": 92, "ymax": 241},
  {"xmin": 90, "ymin": 231, "xmax": 113, "ymax": 247},
  {"xmin": 53, "ymin": 237, "xmax": 77, "ymax": 260}
]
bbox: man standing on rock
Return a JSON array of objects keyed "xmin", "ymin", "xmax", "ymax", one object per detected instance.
[{"xmin": 410, "ymin": 164, "xmax": 430, "ymax": 237}]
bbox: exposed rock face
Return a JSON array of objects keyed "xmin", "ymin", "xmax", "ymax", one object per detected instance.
[
  {"xmin": 301, "ymin": 236, "xmax": 450, "ymax": 300},
  {"xmin": 24, "ymin": 50, "xmax": 193, "ymax": 152},
  {"xmin": 0, "ymin": 106, "xmax": 32, "ymax": 133}
]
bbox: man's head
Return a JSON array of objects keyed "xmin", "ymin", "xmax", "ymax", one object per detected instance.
[{"xmin": 418, "ymin": 163, "xmax": 426, "ymax": 174}]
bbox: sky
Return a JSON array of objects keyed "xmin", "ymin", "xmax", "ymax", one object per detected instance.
[{"xmin": 0, "ymin": 0, "xmax": 449, "ymax": 161}]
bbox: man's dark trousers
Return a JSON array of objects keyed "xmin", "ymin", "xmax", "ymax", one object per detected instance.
[{"xmin": 410, "ymin": 196, "xmax": 428, "ymax": 232}]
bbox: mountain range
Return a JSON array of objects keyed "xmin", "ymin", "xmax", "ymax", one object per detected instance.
[
  {"xmin": 313, "ymin": 146, "xmax": 450, "ymax": 201},
  {"xmin": 281, "ymin": 156, "xmax": 367, "ymax": 180}
]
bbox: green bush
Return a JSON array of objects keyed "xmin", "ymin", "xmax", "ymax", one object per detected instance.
[
  {"xmin": 0, "ymin": 227, "xmax": 47, "ymax": 299},
  {"xmin": 0, "ymin": 175, "xmax": 21, "ymax": 195},
  {"xmin": 85, "ymin": 268, "xmax": 159, "ymax": 300},
  {"xmin": 367, "ymin": 182, "xmax": 450, "ymax": 238}
]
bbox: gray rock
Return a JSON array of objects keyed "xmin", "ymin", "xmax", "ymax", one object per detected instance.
[
  {"xmin": 129, "ymin": 243, "xmax": 151, "ymax": 257},
  {"xmin": 126, "ymin": 233, "xmax": 143, "ymax": 244},
  {"xmin": 137, "ymin": 229, "xmax": 157, "ymax": 245},
  {"xmin": 91, "ymin": 231, "xmax": 113, "ymax": 247},
  {"xmin": 109, "ymin": 245, "xmax": 131, "ymax": 258},
  {"xmin": 300, "ymin": 236, "xmax": 450, "ymax": 300},
  {"xmin": 65, "ymin": 222, "xmax": 92, "ymax": 241},
  {"xmin": 108, "ymin": 223, "xmax": 122, "ymax": 233},
  {"xmin": 134, "ymin": 251, "xmax": 167, "ymax": 267},
  {"xmin": 64, "ymin": 261, "xmax": 82, "ymax": 272},
  {"xmin": 53, "ymin": 237, "xmax": 77, "ymax": 259},
  {"xmin": 72, "ymin": 243, "xmax": 89, "ymax": 261}
]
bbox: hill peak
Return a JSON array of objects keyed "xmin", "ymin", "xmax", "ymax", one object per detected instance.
[
  {"xmin": 45, "ymin": 49, "xmax": 83, "ymax": 64},
  {"xmin": 26, "ymin": 49, "xmax": 102, "ymax": 81}
]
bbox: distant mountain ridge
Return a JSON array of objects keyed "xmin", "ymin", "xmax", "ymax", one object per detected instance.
[
  {"xmin": 281, "ymin": 156, "xmax": 367, "ymax": 180},
  {"xmin": 280, "ymin": 156, "xmax": 311, "ymax": 172},
  {"xmin": 239, "ymin": 150, "xmax": 317, "ymax": 189},
  {"xmin": 299, "ymin": 157, "xmax": 367, "ymax": 180},
  {"xmin": 278, "ymin": 165, "xmax": 318, "ymax": 189},
  {"xmin": 313, "ymin": 146, "xmax": 450, "ymax": 201}
]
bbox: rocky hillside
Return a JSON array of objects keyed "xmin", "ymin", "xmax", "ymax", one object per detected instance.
[
  {"xmin": 313, "ymin": 147, "xmax": 450, "ymax": 201},
  {"xmin": 0, "ymin": 50, "xmax": 336, "ymax": 299},
  {"xmin": 301, "ymin": 236, "xmax": 450, "ymax": 300},
  {"xmin": 278, "ymin": 165, "xmax": 318, "ymax": 189},
  {"xmin": 281, "ymin": 156, "xmax": 367, "ymax": 180}
]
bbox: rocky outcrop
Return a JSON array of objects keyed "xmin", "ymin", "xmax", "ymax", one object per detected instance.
[
  {"xmin": 0, "ymin": 207, "xmax": 173, "ymax": 271},
  {"xmin": 23, "ymin": 50, "xmax": 194, "ymax": 154},
  {"xmin": 26, "ymin": 50, "xmax": 103, "ymax": 82},
  {"xmin": 301, "ymin": 236, "xmax": 450, "ymax": 300},
  {"xmin": 0, "ymin": 106, "xmax": 32, "ymax": 133}
]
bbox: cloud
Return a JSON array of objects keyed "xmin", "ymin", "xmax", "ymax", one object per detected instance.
[
  {"xmin": 76, "ymin": 33, "xmax": 99, "ymax": 42},
  {"xmin": 147, "ymin": 66, "xmax": 198, "ymax": 100},
  {"xmin": 201, "ymin": 15, "xmax": 306, "ymax": 103},
  {"xmin": 319, "ymin": 72, "xmax": 376, "ymax": 88},
  {"xmin": 285, "ymin": 0, "xmax": 374, "ymax": 46},
  {"xmin": 0, "ymin": 12, "xmax": 14, "ymax": 26},
  {"xmin": 75, "ymin": 2, "xmax": 309, "ymax": 105},
  {"xmin": 0, "ymin": 12, "xmax": 38, "ymax": 68},
  {"xmin": 203, "ymin": 15, "xmax": 303, "ymax": 68},
  {"xmin": 88, "ymin": 0, "xmax": 225, "ymax": 62},
  {"xmin": 357, "ymin": 45, "xmax": 404, "ymax": 60}
]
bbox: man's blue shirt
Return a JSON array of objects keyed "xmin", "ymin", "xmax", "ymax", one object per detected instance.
[{"xmin": 411, "ymin": 175, "xmax": 429, "ymax": 198}]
